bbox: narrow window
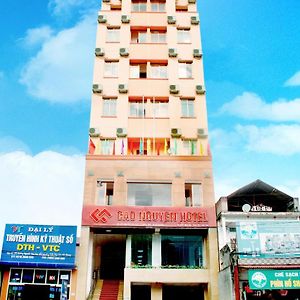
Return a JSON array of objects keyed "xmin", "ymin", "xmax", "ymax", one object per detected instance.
[
  {"xmin": 181, "ymin": 98, "xmax": 194, "ymax": 117},
  {"xmin": 104, "ymin": 61, "xmax": 118, "ymax": 77},
  {"xmin": 103, "ymin": 98, "xmax": 117, "ymax": 116},
  {"xmin": 177, "ymin": 29, "xmax": 191, "ymax": 43},
  {"xmin": 106, "ymin": 28, "xmax": 120, "ymax": 42},
  {"xmin": 96, "ymin": 180, "xmax": 114, "ymax": 205},
  {"xmin": 178, "ymin": 62, "xmax": 192, "ymax": 78}
]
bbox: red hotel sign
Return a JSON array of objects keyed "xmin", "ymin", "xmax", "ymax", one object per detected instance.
[{"xmin": 82, "ymin": 206, "xmax": 216, "ymax": 228}]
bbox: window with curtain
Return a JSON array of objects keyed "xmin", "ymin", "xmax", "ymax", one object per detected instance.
[
  {"xmin": 152, "ymin": 100, "xmax": 168, "ymax": 117},
  {"xmin": 161, "ymin": 235, "xmax": 203, "ymax": 267},
  {"xmin": 132, "ymin": 1, "xmax": 147, "ymax": 12},
  {"xmin": 103, "ymin": 98, "xmax": 117, "ymax": 116},
  {"xmin": 129, "ymin": 101, "xmax": 145, "ymax": 117},
  {"xmin": 104, "ymin": 61, "xmax": 118, "ymax": 77},
  {"xmin": 150, "ymin": 31, "xmax": 166, "ymax": 43},
  {"xmin": 101, "ymin": 139, "xmax": 114, "ymax": 155},
  {"xmin": 177, "ymin": 29, "xmax": 191, "ymax": 43},
  {"xmin": 150, "ymin": 64, "xmax": 167, "ymax": 78},
  {"xmin": 106, "ymin": 28, "xmax": 120, "ymax": 42},
  {"xmin": 151, "ymin": 1, "xmax": 166, "ymax": 12},
  {"xmin": 181, "ymin": 99, "xmax": 194, "ymax": 117},
  {"xmin": 183, "ymin": 140, "xmax": 197, "ymax": 155},
  {"xmin": 178, "ymin": 62, "xmax": 192, "ymax": 78}
]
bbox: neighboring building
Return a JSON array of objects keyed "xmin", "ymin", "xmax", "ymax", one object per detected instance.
[
  {"xmin": 216, "ymin": 179, "xmax": 300, "ymax": 300},
  {"xmin": 75, "ymin": 0, "xmax": 219, "ymax": 300},
  {"xmin": 0, "ymin": 224, "xmax": 77, "ymax": 300}
]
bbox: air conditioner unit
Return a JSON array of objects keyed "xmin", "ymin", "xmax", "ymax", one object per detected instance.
[
  {"xmin": 168, "ymin": 48, "xmax": 178, "ymax": 57},
  {"xmin": 171, "ymin": 128, "xmax": 182, "ymax": 137},
  {"xmin": 191, "ymin": 16, "xmax": 200, "ymax": 25},
  {"xmin": 196, "ymin": 85, "xmax": 205, "ymax": 94},
  {"xmin": 167, "ymin": 16, "xmax": 176, "ymax": 24},
  {"xmin": 98, "ymin": 15, "xmax": 107, "ymax": 23},
  {"xmin": 169, "ymin": 84, "xmax": 179, "ymax": 94},
  {"xmin": 193, "ymin": 48, "xmax": 202, "ymax": 58},
  {"xmin": 116, "ymin": 127, "xmax": 127, "ymax": 137},
  {"xmin": 121, "ymin": 15, "xmax": 130, "ymax": 23},
  {"xmin": 197, "ymin": 128, "xmax": 208, "ymax": 138},
  {"xmin": 89, "ymin": 127, "xmax": 100, "ymax": 137},
  {"xmin": 95, "ymin": 48, "xmax": 105, "ymax": 56},
  {"xmin": 92, "ymin": 84, "xmax": 103, "ymax": 93},
  {"xmin": 119, "ymin": 48, "xmax": 129, "ymax": 57},
  {"xmin": 103, "ymin": 0, "xmax": 110, "ymax": 2},
  {"xmin": 188, "ymin": 0, "xmax": 196, "ymax": 3},
  {"xmin": 118, "ymin": 84, "xmax": 128, "ymax": 93}
]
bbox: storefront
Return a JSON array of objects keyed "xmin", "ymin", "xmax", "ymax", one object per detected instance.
[
  {"xmin": 236, "ymin": 220, "xmax": 300, "ymax": 300},
  {"xmin": 79, "ymin": 205, "xmax": 218, "ymax": 300},
  {"xmin": 241, "ymin": 269, "xmax": 300, "ymax": 300},
  {"xmin": 0, "ymin": 224, "xmax": 77, "ymax": 300}
]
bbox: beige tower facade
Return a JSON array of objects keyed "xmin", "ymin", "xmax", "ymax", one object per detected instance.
[{"xmin": 76, "ymin": 0, "xmax": 219, "ymax": 299}]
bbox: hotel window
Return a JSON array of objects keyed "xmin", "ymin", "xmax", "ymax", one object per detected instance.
[
  {"xmin": 181, "ymin": 98, "xmax": 194, "ymax": 117},
  {"xmin": 151, "ymin": 1, "xmax": 166, "ymax": 12},
  {"xmin": 100, "ymin": 139, "xmax": 115, "ymax": 155},
  {"xmin": 161, "ymin": 235, "xmax": 203, "ymax": 267},
  {"xmin": 132, "ymin": 0, "xmax": 147, "ymax": 12},
  {"xmin": 178, "ymin": 62, "xmax": 192, "ymax": 78},
  {"xmin": 131, "ymin": 234, "xmax": 152, "ymax": 266},
  {"xmin": 130, "ymin": 63, "xmax": 147, "ymax": 78},
  {"xmin": 151, "ymin": 98, "xmax": 168, "ymax": 117},
  {"xmin": 129, "ymin": 99, "xmax": 145, "ymax": 117},
  {"xmin": 127, "ymin": 183, "xmax": 171, "ymax": 206},
  {"xmin": 106, "ymin": 28, "xmax": 120, "ymax": 42},
  {"xmin": 103, "ymin": 98, "xmax": 117, "ymax": 116},
  {"xmin": 150, "ymin": 30, "xmax": 166, "ymax": 43},
  {"xmin": 150, "ymin": 63, "xmax": 168, "ymax": 78},
  {"xmin": 104, "ymin": 61, "xmax": 118, "ymax": 77},
  {"xmin": 183, "ymin": 140, "xmax": 197, "ymax": 155},
  {"xmin": 177, "ymin": 29, "xmax": 191, "ymax": 43},
  {"xmin": 97, "ymin": 180, "xmax": 114, "ymax": 205},
  {"xmin": 131, "ymin": 30, "xmax": 147, "ymax": 43},
  {"xmin": 185, "ymin": 183, "xmax": 202, "ymax": 207}
]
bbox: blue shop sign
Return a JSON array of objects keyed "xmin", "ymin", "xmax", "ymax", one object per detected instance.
[{"xmin": 1, "ymin": 224, "xmax": 76, "ymax": 268}]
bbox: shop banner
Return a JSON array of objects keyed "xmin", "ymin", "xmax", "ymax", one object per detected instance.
[
  {"xmin": 249, "ymin": 269, "xmax": 300, "ymax": 290},
  {"xmin": 236, "ymin": 221, "xmax": 300, "ymax": 258},
  {"xmin": 1, "ymin": 224, "xmax": 76, "ymax": 267},
  {"xmin": 82, "ymin": 205, "xmax": 216, "ymax": 228}
]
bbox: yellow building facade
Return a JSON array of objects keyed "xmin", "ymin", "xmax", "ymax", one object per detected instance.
[{"xmin": 76, "ymin": 0, "xmax": 219, "ymax": 299}]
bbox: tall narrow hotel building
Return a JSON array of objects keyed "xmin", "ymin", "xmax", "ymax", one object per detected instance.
[{"xmin": 76, "ymin": 0, "xmax": 219, "ymax": 299}]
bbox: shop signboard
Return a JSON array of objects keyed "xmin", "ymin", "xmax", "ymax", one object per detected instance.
[
  {"xmin": 236, "ymin": 221, "xmax": 300, "ymax": 258},
  {"xmin": 1, "ymin": 224, "xmax": 76, "ymax": 267},
  {"xmin": 249, "ymin": 269, "xmax": 300, "ymax": 290},
  {"xmin": 82, "ymin": 205, "xmax": 217, "ymax": 228}
]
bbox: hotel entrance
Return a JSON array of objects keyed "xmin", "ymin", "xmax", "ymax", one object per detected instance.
[{"xmin": 101, "ymin": 241, "xmax": 125, "ymax": 280}]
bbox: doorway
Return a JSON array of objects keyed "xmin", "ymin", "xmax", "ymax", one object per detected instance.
[{"xmin": 101, "ymin": 241, "xmax": 126, "ymax": 279}]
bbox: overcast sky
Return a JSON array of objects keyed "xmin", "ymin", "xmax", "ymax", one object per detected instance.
[{"xmin": 0, "ymin": 0, "xmax": 300, "ymax": 244}]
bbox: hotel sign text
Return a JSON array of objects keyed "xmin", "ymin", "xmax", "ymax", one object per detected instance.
[{"xmin": 82, "ymin": 206, "xmax": 216, "ymax": 228}]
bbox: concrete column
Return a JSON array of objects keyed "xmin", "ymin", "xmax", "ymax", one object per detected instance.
[
  {"xmin": 152, "ymin": 233, "xmax": 161, "ymax": 267},
  {"xmin": 206, "ymin": 228, "xmax": 220, "ymax": 300},
  {"xmin": 126, "ymin": 235, "xmax": 132, "ymax": 267},
  {"xmin": 75, "ymin": 226, "xmax": 91, "ymax": 300},
  {"xmin": 151, "ymin": 283, "xmax": 162, "ymax": 300}
]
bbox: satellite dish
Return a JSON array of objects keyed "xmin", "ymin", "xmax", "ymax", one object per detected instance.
[{"xmin": 242, "ymin": 204, "xmax": 251, "ymax": 213}]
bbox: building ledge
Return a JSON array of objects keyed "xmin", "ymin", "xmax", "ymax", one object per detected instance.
[{"xmin": 86, "ymin": 154, "xmax": 212, "ymax": 161}]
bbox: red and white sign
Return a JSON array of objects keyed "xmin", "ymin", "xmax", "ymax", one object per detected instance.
[{"xmin": 82, "ymin": 205, "xmax": 216, "ymax": 228}]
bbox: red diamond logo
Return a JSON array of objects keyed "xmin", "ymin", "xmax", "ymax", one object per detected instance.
[{"xmin": 90, "ymin": 208, "xmax": 112, "ymax": 223}]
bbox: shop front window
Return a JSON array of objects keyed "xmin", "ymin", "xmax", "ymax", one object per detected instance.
[
  {"xmin": 161, "ymin": 235, "xmax": 203, "ymax": 267},
  {"xmin": 131, "ymin": 234, "xmax": 152, "ymax": 266}
]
